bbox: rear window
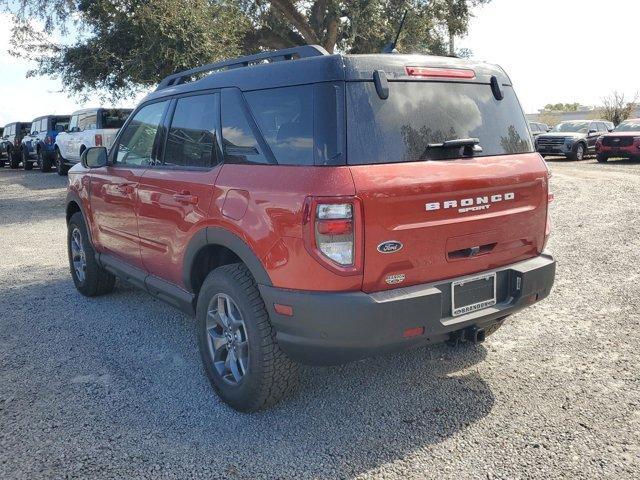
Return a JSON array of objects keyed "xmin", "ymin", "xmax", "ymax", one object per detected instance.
[
  {"xmin": 347, "ymin": 81, "xmax": 533, "ymax": 164},
  {"xmin": 101, "ymin": 109, "xmax": 132, "ymax": 129}
]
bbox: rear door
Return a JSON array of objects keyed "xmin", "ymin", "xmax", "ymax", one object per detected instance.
[
  {"xmin": 346, "ymin": 80, "xmax": 549, "ymax": 293},
  {"xmin": 137, "ymin": 92, "xmax": 222, "ymax": 287},
  {"xmin": 89, "ymin": 100, "xmax": 169, "ymax": 269}
]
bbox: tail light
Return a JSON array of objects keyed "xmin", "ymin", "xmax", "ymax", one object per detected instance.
[
  {"xmin": 94, "ymin": 134, "xmax": 103, "ymax": 146},
  {"xmin": 303, "ymin": 196, "xmax": 363, "ymax": 276},
  {"xmin": 44, "ymin": 135, "xmax": 53, "ymax": 145}
]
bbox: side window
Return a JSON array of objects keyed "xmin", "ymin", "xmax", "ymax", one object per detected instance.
[
  {"xmin": 589, "ymin": 123, "xmax": 598, "ymax": 133},
  {"xmin": 78, "ymin": 112, "xmax": 98, "ymax": 131},
  {"xmin": 114, "ymin": 101, "xmax": 168, "ymax": 167},
  {"xmin": 599, "ymin": 122, "xmax": 608, "ymax": 132},
  {"xmin": 163, "ymin": 93, "xmax": 221, "ymax": 168},
  {"xmin": 31, "ymin": 122, "xmax": 39, "ymax": 134},
  {"xmin": 68, "ymin": 115, "xmax": 79, "ymax": 132},
  {"xmin": 245, "ymin": 85, "xmax": 313, "ymax": 166},
  {"xmin": 221, "ymin": 89, "xmax": 270, "ymax": 165}
]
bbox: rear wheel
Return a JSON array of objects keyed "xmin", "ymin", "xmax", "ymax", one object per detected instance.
[
  {"xmin": 0, "ymin": 159, "xmax": 5, "ymax": 168},
  {"xmin": 596, "ymin": 153, "xmax": 609, "ymax": 163},
  {"xmin": 67, "ymin": 212, "xmax": 116, "ymax": 297},
  {"xmin": 197, "ymin": 263, "xmax": 299, "ymax": 412},
  {"xmin": 22, "ymin": 150, "xmax": 33, "ymax": 170},
  {"xmin": 40, "ymin": 150, "xmax": 53, "ymax": 172},
  {"xmin": 56, "ymin": 149, "xmax": 69, "ymax": 176}
]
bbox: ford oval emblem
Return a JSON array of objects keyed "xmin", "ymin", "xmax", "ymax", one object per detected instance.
[{"xmin": 377, "ymin": 241, "xmax": 403, "ymax": 254}]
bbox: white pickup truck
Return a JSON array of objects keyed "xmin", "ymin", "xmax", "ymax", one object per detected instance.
[{"xmin": 55, "ymin": 108, "xmax": 132, "ymax": 175}]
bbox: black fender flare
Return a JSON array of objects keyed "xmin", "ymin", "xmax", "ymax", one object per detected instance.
[
  {"xmin": 183, "ymin": 227, "xmax": 273, "ymax": 292},
  {"xmin": 65, "ymin": 190, "xmax": 96, "ymax": 246}
]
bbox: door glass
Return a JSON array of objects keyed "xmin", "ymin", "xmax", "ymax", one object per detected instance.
[
  {"xmin": 163, "ymin": 94, "xmax": 221, "ymax": 168},
  {"xmin": 115, "ymin": 101, "xmax": 168, "ymax": 167}
]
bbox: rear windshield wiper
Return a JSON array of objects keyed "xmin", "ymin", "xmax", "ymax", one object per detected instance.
[{"xmin": 422, "ymin": 138, "xmax": 483, "ymax": 159}]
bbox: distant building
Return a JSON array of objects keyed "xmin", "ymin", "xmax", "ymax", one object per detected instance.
[{"xmin": 526, "ymin": 105, "xmax": 640, "ymax": 125}]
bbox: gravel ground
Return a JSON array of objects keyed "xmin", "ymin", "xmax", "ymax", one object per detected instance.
[{"xmin": 0, "ymin": 158, "xmax": 639, "ymax": 479}]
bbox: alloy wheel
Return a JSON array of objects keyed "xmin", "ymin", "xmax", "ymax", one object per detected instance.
[
  {"xmin": 206, "ymin": 293, "xmax": 249, "ymax": 385},
  {"xmin": 70, "ymin": 227, "xmax": 87, "ymax": 283}
]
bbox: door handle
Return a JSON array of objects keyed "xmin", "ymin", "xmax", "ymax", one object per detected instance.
[
  {"xmin": 116, "ymin": 183, "xmax": 136, "ymax": 195},
  {"xmin": 173, "ymin": 191, "xmax": 199, "ymax": 205}
]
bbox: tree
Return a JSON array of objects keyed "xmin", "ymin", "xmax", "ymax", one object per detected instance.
[
  {"xmin": 542, "ymin": 103, "xmax": 580, "ymax": 112},
  {"xmin": 3, "ymin": 0, "xmax": 491, "ymax": 99},
  {"xmin": 600, "ymin": 91, "xmax": 638, "ymax": 126}
]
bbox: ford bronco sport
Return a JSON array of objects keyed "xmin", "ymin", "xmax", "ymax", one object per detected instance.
[
  {"xmin": 595, "ymin": 118, "xmax": 640, "ymax": 163},
  {"xmin": 66, "ymin": 46, "xmax": 556, "ymax": 412},
  {"xmin": 21, "ymin": 115, "xmax": 71, "ymax": 171}
]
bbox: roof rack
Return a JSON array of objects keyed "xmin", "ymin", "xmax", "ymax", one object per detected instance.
[{"xmin": 155, "ymin": 45, "xmax": 329, "ymax": 91}]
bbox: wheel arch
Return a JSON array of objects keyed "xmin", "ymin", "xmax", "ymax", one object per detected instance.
[{"xmin": 184, "ymin": 227, "xmax": 273, "ymax": 295}]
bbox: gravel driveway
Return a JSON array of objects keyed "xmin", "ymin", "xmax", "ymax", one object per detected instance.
[{"xmin": 1, "ymin": 159, "xmax": 638, "ymax": 479}]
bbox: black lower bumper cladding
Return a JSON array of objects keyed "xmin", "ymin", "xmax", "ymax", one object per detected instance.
[{"xmin": 260, "ymin": 254, "xmax": 556, "ymax": 365}]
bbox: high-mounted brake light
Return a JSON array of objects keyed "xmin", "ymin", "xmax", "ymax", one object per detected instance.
[
  {"xmin": 94, "ymin": 134, "xmax": 103, "ymax": 147},
  {"xmin": 302, "ymin": 197, "xmax": 363, "ymax": 276},
  {"xmin": 406, "ymin": 66, "xmax": 476, "ymax": 79}
]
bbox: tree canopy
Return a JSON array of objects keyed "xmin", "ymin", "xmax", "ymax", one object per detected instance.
[{"xmin": 3, "ymin": 0, "xmax": 490, "ymax": 99}]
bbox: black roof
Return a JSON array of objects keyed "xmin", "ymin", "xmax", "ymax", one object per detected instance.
[{"xmin": 143, "ymin": 45, "xmax": 511, "ymax": 104}]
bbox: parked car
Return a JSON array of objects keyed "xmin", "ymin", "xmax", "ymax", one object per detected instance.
[
  {"xmin": 66, "ymin": 46, "xmax": 556, "ymax": 411},
  {"xmin": 595, "ymin": 118, "xmax": 640, "ymax": 163},
  {"xmin": 1, "ymin": 122, "xmax": 32, "ymax": 168},
  {"xmin": 54, "ymin": 108, "xmax": 132, "ymax": 175},
  {"xmin": 535, "ymin": 120, "xmax": 613, "ymax": 160},
  {"xmin": 21, "ymin": 115, "xmax": 71, "ymax": 172},
  {"xmin": 529, "ymin": 121, "xmax": 550, "ymax": 137}
]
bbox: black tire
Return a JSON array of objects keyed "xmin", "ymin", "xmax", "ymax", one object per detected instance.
[
  {"xmin": 0, "ymin": 159, "xmax": 5, "ymax": 168},
  {"xmin": 67, "ymin": 212, "xmax": 116, "ymax": 297},
  {"xmin": 596, "ymin": 153, "xmax": 609, "ymax": 163},
  {"xmin": 40, "ymin": 150, "xmax": 53, "ymax": 172},
  {"xmin": 196, "ymin": 263, "xmax": 299, "ymax": 412},
  {"xmin": 9, "ymin": 149, "xmax": 20, "ymax": 169},
  {"xmin": 567, "ymin": 142, "xmax": 586, "ymax": 161},
  {"xmin": 22, "ymin": 150, "xmax": 33, "ymax": 170},
  {"xmin": 56, "ymin": 149, "xmax": 69, "ymax": 176}
]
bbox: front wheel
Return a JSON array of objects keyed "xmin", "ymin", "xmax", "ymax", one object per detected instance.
[
  {"xmin": 568, "ymin": 143, "xmax": 585, "ymax": 161},
  {"xmin": 67, "ymin": 212, "xmax": 116, "ymax": 297},
  {"xmin": 9, "ymin": 149, "xmax": 20, "ymax": 169},
  {"xmin": 197, "ymin": 263, "xmax": 299, "ymax": 412},
  {"xmin": 56, "ymin": 149, "xmax": 69, "ymax": 176}
]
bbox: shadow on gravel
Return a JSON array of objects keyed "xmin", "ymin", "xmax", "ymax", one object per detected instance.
[
  {"xmin": 0, "ymin": 196, "xmax": 66, "ymax": 226},
  {"xmin": 0, "ymin": 166, "xmax": 67, "ymax": 191},
  {"xmin": 1, "ymin": 275, "xmax": 495, "ymax": 478}
]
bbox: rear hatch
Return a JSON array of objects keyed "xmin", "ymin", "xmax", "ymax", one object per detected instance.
[{"xmin": 346, "ymin": 78, "xmax": 549, "ymax": 293}]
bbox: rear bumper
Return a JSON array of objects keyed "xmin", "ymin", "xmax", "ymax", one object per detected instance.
[{"xmin": 260, "ymin": 254, "xmax": 556, "ymax": 365}]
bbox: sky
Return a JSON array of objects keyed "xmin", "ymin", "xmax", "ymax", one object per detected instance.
[
  {"xmin": 0, "ymin": 0, "xmax": 639, "ymax": 126},
  {"xmin": 459, "ymin": 0, "xmax": 640, "ymax": 113}
]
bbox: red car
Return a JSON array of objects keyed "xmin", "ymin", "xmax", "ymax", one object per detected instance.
[
  {"xmin": 596, "ymin": 118, "xmax": 640, "ymax": 162},
  {"xmin": 65, "ymin": 46, "xmax": 556, "ymax": 411}
]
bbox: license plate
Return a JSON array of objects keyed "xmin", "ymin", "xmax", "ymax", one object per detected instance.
[{"xmin": 451, "ymin": 273, "xmax": 497, "ymax": 317}]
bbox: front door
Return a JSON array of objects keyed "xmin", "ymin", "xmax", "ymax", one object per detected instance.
[
  {"xmin": 137, "ymin": 93, "xmax": 223, "ymax": 287},
  {"xmin": 89, "ymin": 100, "xmax": 169, "ymax": 269}
]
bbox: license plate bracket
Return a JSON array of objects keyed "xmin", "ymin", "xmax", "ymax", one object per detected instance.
[{"xmin": 451, "ymin": 273, "xmax": 497, "ymax": 317}]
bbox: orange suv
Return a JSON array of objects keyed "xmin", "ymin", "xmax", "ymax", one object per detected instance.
[{"xmin": 66, "ymin": 46, "xmax": 556, "ymax": 411}]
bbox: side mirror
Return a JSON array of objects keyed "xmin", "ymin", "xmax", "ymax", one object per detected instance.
[
  {"xmin": 608, "ymin": 128, "xmax": 614, "ymax": 132},
  {"xmin": 81, "ymin": 147, "xmax": 108, "ymax": 168},
  {"xmin": 588, "ymin": 129, "xmax": 597, "ymax": 135}
]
